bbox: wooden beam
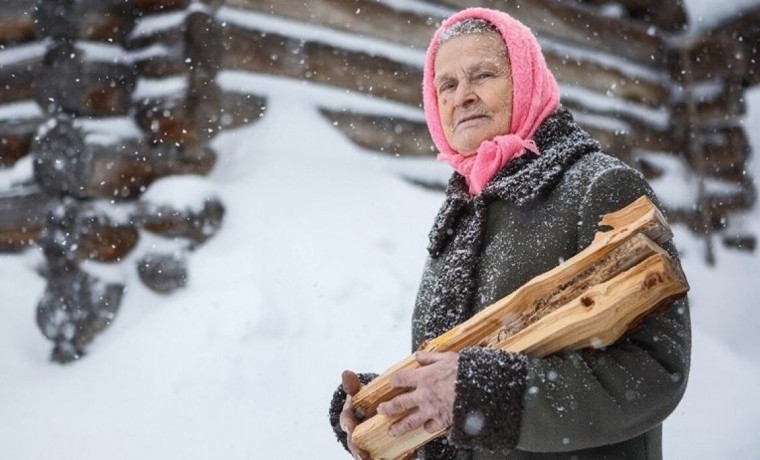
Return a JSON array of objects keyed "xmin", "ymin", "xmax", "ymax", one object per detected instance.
[
  {"xmin": 432, "ymin": 0, "xmax": 666, "ymax": 68},
  {"xmin": 0, "ymin": 0, "xmax": 38, "ymax": 45},
  {"xmin": 0, "ymin": 186, "xmax": 48, "ymax": 251},
  {"xmin": 221, "ymin": 23, "xmax": 424, "ymax": 107},
  {"xmin": 0, "ymin": 43, "xmax": 44, "ymax": 105},
  {"xmin": 573, "ymin": 0, "xmax": 688, "ymax": 32},
  {"xmin": 224, "ymin": 0, "xmax": 439, "ymax": 50},
  {"xmin": 0, "ymin": 116, "xmax": 42, "ymax": 166},
  {"xmin": 319, "ymin": 109, "xmax": 434, "ymax": 157},
  {"xmin": 34, "ymin": 0, "xmax": 137, "ymax": 44}
]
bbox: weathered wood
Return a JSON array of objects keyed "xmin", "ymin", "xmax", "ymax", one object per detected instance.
[
  {"xmin": 133, "ymin": 0, "xmax": 190, "ymax": 14},
  {"xmin": 667, "ymin": 35, "xmax": 748, "ymax": 83},
  {"xmin": 224, "ymin": 0, "xmax": 439, "ymax": 50},
  {"xmin": 0, "ymin": 116, "xmax": 43, "ymax": 166},
  {"xmin": 709, "ymin": 5, "xmax": 760, "ymax": 86},
  {"xmin": 357, "ymin": 250, "xmax": 687, "ymax": 459},
  {"xmin": 0, "ymin": 186, "xmax": 49, "ymax": 251},
  {"xmin": 34, "ymin": 0, "xmax": 137, "ymax": 44},
  {"xmin": 31, "ymin": 113, "xmax": 214, "ymax": 200},
  {"xmin": 129, "ymin": 11, "xmax": 223, "ymax": 78},
  {"xmin": 320, "ymin": 109, "xmax": 435, "ymax": 157},
  {"xmin": 137, "ymin": 251, "xmax": 188, "ymax": 293},
  {"xmin": 134, "ymin": 77, "xmax": 223, "ymax": 148},
  {"xmin": 221, "ymin": 23, "xmax": 424, "ymax": 107},
  {"xmin": 0, "ymin": 0, "xmax": 38, "ymax": 45},
  {"xmin": 36, "ymin": 263, "xmax": 124, "ymax": 363},
  {"xmin": 350, "ymin": 198, "xmax": 687, "ymax": 459},
  {"xmin": 351, "ymin": 196, "xmax": 672, "ymax": 419},
  {"xmin": 432, "ymin": 0, "xmax": 666, "ymax": 68},
  {"xmin": 671, "ymin": 78, "xmax": 746, "ymax": 126},
  {"xmin": 35, "ymin": 41, "xmax": 137, "ymax": 116},
  {"xmin": 0, "ymin": 43, "xmax": 45, "ymax": 104},
  {"xmin": 135, "ymin": 197, "xmax": 224, "ymax": 245},
  {"xmin": 575, "ymin": 0, "xmax": 687, "ymax": 32},
  {"xmin": 544, "ymin": 51, "xmax": 669, "ymax": 109}
]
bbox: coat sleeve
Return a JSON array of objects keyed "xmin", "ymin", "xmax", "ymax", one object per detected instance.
[
  {"xmin": 512, "ymin": 165, "xmax": 692, "ymax": 452},
  {"xmin": 327, "ymin": 373, "xmax": 378, "ymax": 454}
]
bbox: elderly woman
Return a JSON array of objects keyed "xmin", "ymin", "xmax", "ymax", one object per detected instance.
[{"xmin": 330, "ymin": 7, "xmax": 690, "ymax": 460}]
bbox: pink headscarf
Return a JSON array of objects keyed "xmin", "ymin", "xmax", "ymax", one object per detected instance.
[{"xmin": 423, "ymin": 8, "xmax": 560, "ymax": 195}]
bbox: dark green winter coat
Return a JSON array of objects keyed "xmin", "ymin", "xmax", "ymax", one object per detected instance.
[
  {"xmin": 411, "ymin": 109, "xmax": 691, "ymax": 459},
  {"xmin": 328, "ymin": 109, "xmax": 690, "ymax": 459}
]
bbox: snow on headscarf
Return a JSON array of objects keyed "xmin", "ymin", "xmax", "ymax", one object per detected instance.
[{"xmin": 423, "ymin": 8, "xmax": 560, "ymax": 195}]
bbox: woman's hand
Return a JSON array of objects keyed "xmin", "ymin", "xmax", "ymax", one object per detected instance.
[
  {"xmin": 339, "ymin": 370, "xmax": 371, "ymax": 460},
  {"xmin": 376, "ymin": 351, "xmax": 459, "ymax": 437}
]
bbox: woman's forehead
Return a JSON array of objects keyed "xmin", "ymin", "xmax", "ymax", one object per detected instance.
[{"xmin": 434, "ymin": 33, "xmax": 508, "ymax": 73}]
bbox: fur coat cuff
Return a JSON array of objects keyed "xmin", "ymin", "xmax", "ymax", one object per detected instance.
[
  {"xmin": 450, "ymin": 347, "xmax": 529, "ymax": 453},
  {"xmin": 328, "ymin": 373, "xmax": 378, "ymax": 452}
]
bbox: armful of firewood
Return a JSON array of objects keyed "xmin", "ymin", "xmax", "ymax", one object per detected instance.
[{"xmin": 349, "ymin": 196, "xmax": 689, "ymax": 460}]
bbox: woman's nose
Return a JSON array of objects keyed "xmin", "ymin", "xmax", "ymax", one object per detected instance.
[{"xmin": 453, "ymin": 82, "xmax": 477, "ymax": 107}]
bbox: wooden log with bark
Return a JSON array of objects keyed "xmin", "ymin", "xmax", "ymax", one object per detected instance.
[
  {"xmin": 129, "ymin": 11, "xmax": 223, "ymax": 79},
  {"xmin": 574, "ymin": 0, "xmax": 688, "ymax": 32},
  {"xmin": 0, "ymin": 42, "xmax": 46, "ymax": 105},
  {"xmin": 0, "ymin": 0, "xmax": 38, "ymax": 45},
  {"xmin": 0, "ymin": 185, "xmax": 49, "ymax": 252},
  {"xmin": 221, "ymin": 23, "xmax": 424, "ymax": 107},
  {"xmin": 349, "ymin": 196, "xmax": 689, "ymax": 459},
  {"xmin": 320, "ymin": 110, "xmax": 435, "ymax": 157},
  {"xmin": 0, "ymin": 110, "xmax": 44, "ymax": 166}
]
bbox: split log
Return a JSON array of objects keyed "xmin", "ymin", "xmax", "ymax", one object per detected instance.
[
  {"xmin": 33, "ymin": 0, "xmax": 137, "ymax": 44},
  {"xmin": 35, "ymin": 41, "xmax": 137, "ymax": 117},
  {"xmin": 349, "ymin": 196, "xmax": 689, "ymax": 459},
  {"xmin": 0, "ymin": 0, "xmax": 38, "ymax": 45}
]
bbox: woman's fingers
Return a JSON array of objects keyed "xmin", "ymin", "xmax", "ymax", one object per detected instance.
[
  {"xmin": 342, "ymin": 370, "xmax": 362, "ymax": 396},
  {"xmin": 377, "ymin": 392, "xmax": 416, "ymax": 417}
]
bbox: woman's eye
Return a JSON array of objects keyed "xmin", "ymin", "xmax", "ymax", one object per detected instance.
[
  {"xmin": 440, "ymin": 82, "xmax": 455, "ymax": 93},
  {"xmin": 477, "ymin": 72, "xmax": 493, "ymax": 80}
]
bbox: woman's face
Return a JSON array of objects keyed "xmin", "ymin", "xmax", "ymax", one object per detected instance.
[{"xmin": 434, "ymin": 32, "xmax": 513, "ymax": 156}]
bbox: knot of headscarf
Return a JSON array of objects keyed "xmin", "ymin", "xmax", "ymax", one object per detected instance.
[
  {"xmin": 438, "ymin": 135, "xmax": 539, "ymax": 195},
  {"xmin": 423, "ymin": 7, "xmax": 560, "ymax": 196}
]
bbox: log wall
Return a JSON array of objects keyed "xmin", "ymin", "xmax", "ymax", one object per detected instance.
[{"xmin": 0, "ymin": 0, "xmax": 757, "ymax": 358}]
